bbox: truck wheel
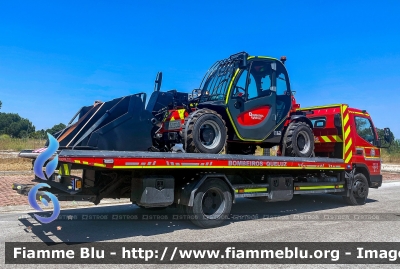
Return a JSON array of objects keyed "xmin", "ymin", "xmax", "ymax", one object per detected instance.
[
  {"xmin": 187, "ymin": 179, "xmax": 232, "ymax": 228},
  {"xmin": 343, "ymin": 173, "xmax": 369, "ymax": 205},
  {"xmin": 226, "ymin": 143, "xmax": 256, "ymax": 155},
  {"xmin": 184, "ymin": 109, "xmax": 227, "ymax": 154},
  {"xmin": 283, "ymin": 122, "xmax": 314, "ymax": 157}
]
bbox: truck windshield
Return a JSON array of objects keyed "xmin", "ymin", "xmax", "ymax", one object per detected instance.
[{"xmin": 199, "ymin": 60, "xmax": 236, "ymax": 102}]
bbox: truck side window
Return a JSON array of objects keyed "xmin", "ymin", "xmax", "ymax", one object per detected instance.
[
  {"xmin": 310, "ymin": 117, "xmax": 326, "ymax": 128},
  {"xmin": 355, "ymin": 116, "xmax": 376, "ymax": 145}
]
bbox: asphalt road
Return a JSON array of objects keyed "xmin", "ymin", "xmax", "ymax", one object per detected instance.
[{"xmin": 1, "ymin": 181, "xmax": 400, "ymax": 269}]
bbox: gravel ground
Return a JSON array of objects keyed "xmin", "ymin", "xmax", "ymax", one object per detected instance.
[{"xmin": 381, "ymin": 163, "xmax": 400, "ymax": 172}]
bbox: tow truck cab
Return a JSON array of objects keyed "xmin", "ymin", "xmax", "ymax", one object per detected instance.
[{"xmin": 301, "ymin": 104, "xmax": 385, "ymax": 188}]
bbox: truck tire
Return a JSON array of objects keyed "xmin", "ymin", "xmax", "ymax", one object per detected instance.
[
  {"xmin": 226, "ymin": 143, "xmax": 256, "ymax": 155},
  {"xmin": 283, "ymin": 121, "xmax": 314, "ymax": 157},
  {"xmin": 343, "ymin": 173, "xmax": 369, "ymax": 205},
  {"xmin": 184, "ymin": 109, "xmax": 227, "ymax": 154},
  {"xmin": 186, "ymin": 179, "xmax": 232, "ymax": 228}
]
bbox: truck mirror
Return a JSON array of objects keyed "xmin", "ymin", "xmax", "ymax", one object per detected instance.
[
  {"xmin": 383, "ymin": 128, "xmax": 393, "ymax": 143},
  {"xmin": 334, "ymin": 114, "xmax": 342, "ymax": 128},
  {"xmin": 375, "ymin": 140, "xmax": 381, "ymax": 147}
]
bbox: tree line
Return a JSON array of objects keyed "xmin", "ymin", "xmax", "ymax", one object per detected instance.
[{"xmin": 0, "ymin": 101, "xmax": 66, "ymax": 139}]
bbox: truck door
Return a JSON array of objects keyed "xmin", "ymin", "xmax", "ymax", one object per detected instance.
[
  {"xmin": 226, "ymin": 60, "xmax": 277, "ymax": 141},
  {"xmin": 353, "ymin": 115, "xmax": 381, "ymax": 176}
]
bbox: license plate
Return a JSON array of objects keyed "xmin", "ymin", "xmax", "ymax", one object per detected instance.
[{"xmin": 165, "ymin": 120, "xmax": 181, "ymax": 130}]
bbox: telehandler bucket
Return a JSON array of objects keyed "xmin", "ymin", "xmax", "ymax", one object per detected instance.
[{"xmin": 53, "ymin": 92, "xmax": 154, "ymax": 151}]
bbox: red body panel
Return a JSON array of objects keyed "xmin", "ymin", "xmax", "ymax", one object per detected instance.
[{"xmin": 237, "ymin": 106, "xmax": 270, "ymax": 126}]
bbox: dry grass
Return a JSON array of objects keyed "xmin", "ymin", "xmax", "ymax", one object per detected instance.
[
  {"xmin": 381, "ymin": 151, "xmax": 400, "ymax": 163},
  {"xmin": 0, "ymin": 137, "xmax": 45, "ymax": 151},
  {"xmin": 0, "ymin": 158, "xmax": 32, "ymax": 171}
]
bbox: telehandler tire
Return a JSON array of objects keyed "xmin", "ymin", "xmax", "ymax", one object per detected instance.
[
  {"xmin": 283, "ymin": 121, "xmax": 314, "ymax": 157},
  {"xmin": 183, "ymin": 109, "xmax": 227, "ymax": 154}
]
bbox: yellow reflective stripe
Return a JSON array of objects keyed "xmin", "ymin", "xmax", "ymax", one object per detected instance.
[
  {"xmin": 321, "ymin": 136, "xmax": 331, "ymax": 142},
  {"xmin": 74, "ymin": 160, "xmax": 81, "ymax": 164},
  {"xmin": 341, "ymin": 104, "xmax": 347, "ymax": 160},
  {"xmin": 225, "ymin": 68, "xmax": 240, "ymax": 104},
  {"xmin": 178, "ymin": 109, "xmax": 185, "ymax": 119},
  {"xmin": 235, "ymin": 188, "xmax": 268, "ymax": 193},
  {"xmin": 170, "ymin": 116, "xmax": 175, "ymax": 121},
  {"xmin": 93, "ymin": 163, "xmax": 106, "ymax": 167},
  {"xmin": 345, "ymin": 152, "xmax": 353, "ymax": 163},
  {"xmin": 298, "ymin": 185, "xmax": 344, "ymax": 190},
  {"xmin": 247, "ymin": 56, "xmax": 276, "ymax": 60},
  {"xmin": 343, "ymin": 114, "xmax": 349, "ymax": 126},
  {"xmin": 63, "ymin": 164, "xmax": 70, "ymax": 176},
  {"xmin": 333, "ymin": 135, "xmax": 343, "ymax": 142},
  {"xmin": 225, "ymin": 107, "xmax": 245, "ymax": 141},
  {"xmin": 299, "ymin": 104, "xmax": 344, "ymax": 110},
  {"xmin": 350, "ymin": 111, "xmax": 370, "ymax": 116},
  {"xmin": 345, "ymin": 126, "xmax": 351, "ymax": 139},
  {"xmin": 345, "ymin": 139, "xmax": 352, "ymax": 153},
  {"xmin": 82, "ymin": 161, "xmax": 88, "ymax": 165}
]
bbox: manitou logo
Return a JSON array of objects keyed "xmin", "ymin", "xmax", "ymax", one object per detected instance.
[{"xmin": 248, "ymin": 112, "xmax": 264, "ymax": 120}]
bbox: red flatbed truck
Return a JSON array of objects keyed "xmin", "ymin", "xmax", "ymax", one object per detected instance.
[{"xmin": 13, "ymin": 104, "xmax": 392, "ymax": 228}]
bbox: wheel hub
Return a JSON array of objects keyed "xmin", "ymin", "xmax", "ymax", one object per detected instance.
[
  {"xmin": 201, "ymin": 188, "xmax": 224, "ymax": 218},
  {"xmin": 200, "ymin": 125, "xmax": 215, "ymax": 144},
  {"xmin": 353, "ymin": 181, "xmax": 367, "ymax": 198},
  {"xmin": 199, "ymin": 120, "xmax": 222, "ymax": 150},
  {"xmin": 296, "ymin": 131, "xmax": 310, "ymax": 154}
]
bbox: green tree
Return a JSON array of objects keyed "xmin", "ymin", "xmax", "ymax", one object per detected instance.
[
  {"xmin": 376, "ymin": 128, "xmax": 399, "ymax": 153},
  {"xmin": 0, "ymin": 100, "xmax": 2, "ymax": 110},
  {"xmin": 0, "ymin": 112, "xmax": 35, "ymax": 138},
  {"xmin": 46, "ymin": 123, "xmax": 66, "ymax": 136},
  {"xmin": 31, "ymin": 129, "xmax": 47, "ymax": 139}
]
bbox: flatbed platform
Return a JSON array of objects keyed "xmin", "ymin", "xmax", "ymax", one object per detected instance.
[{"xmin": 57, "ymin": 150, "xmax": 346, "ymax": 170}]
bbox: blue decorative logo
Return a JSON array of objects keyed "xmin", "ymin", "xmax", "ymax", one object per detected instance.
[
  {"xmin": 28, "ymin": 133, "xmax": 61, "ymax": 224},
  {"xmin": 28, "ymin": 183, "xmax": 61, "ymax": 224},
  {"xmin": 33, "ymin": 133, "xmax": 59, "ymax": 180}
]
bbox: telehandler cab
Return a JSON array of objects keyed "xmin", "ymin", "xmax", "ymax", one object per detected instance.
[{"xmin": 161, "ymin": 52, "xmax": 315, "ymax": 157}]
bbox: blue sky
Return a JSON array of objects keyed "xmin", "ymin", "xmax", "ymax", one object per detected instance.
[{"xmin": 0, "ymin": 1, "xmax": 399, "ymax": 138}]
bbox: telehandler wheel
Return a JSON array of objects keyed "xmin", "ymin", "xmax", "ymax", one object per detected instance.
[
  {"xmin": 283, "ymin": 121, "xmax": 314, "ymax": 157},
  {"xmin": 226, "ymin": 143, "xmax": 256, "ymax": 155},
  {"xmin": 183, "ymin": 109, "xmax": 227, "ymax": 154},
  {"xmin": 343, "ymin": 173, "xmax": 369, "ymax": 205},
  {"xmin": 186, "ymin": 179, "xmax": 232, "ymax": 228}
]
